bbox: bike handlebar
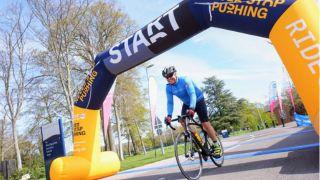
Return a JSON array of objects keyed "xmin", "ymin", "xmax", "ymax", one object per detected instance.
[
  {"xmin": 171, "ymin": 115, "xmax": 189, "ymax": 122},
  {"xmin": 168, "ymin": 123, "xmax": 176, "ymax": 130},
  {"xmin": 166, "ymin": 115, "xmax": 191, "ymax": 130}
]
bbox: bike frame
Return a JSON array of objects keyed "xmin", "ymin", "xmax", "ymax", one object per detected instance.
[
  {"xmin": 170, "ymin": 115, "xmax": 224, "ymax": 179},
  {"xmin": 171, "ymin": 115, "xmax": 212, "ymax": 158}
]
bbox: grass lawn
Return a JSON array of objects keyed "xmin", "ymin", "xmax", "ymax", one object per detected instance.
[
  {"xmin": 229, "ymin": 129, "xmax": 251, "ymax": 137},
  {"xmin": 120, "ymin": 145, "xmax": 178, "ymax": 171}
]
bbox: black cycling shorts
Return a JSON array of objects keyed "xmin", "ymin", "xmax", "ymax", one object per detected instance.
[{"xmin": 181, "ymin": 98, "xmax": 209, "ymax": 122}]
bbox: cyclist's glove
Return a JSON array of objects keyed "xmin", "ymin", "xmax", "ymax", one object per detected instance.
[
  {"xmin": 186, "ymin": 109, "xmax": 195, "ymax": 117},
  {"xmin": 164, "ymin": 116, "xmax": 172, "ymax": 125}
]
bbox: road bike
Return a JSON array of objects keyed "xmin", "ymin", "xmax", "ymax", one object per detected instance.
[{"xmin": 167, "ymin": 115, "xmax": 224, "ymax": 180}]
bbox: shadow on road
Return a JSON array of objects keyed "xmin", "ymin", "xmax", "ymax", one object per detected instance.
[{"xmin": 279, "ymin": 147, "xmax": 319, "ymax": 174}]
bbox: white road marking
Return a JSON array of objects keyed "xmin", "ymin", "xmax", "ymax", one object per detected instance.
[{"xmin": 224, "ymin": 135, "xmax": 255, "ymax": 152}]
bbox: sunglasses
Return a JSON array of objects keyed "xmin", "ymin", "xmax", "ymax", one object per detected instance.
[{"xmin": 165, "ymin": 73, "xmax": 175, "ymax": 79}]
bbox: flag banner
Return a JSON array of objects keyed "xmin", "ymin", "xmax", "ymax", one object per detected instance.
[
  {"xmin": 281, "ymin": 67, "xmax": 296, "ymax": 111},
  {"xmin": 102, "ymin": 80, "xmax": 116, "ymax": 132},
  {"xmin": 287, "ymin": 87, "xmax": 296, "ymax": 112},
  {"xmin": 277, "ymin": 93, "xmax": 283, "ymax": 113},
  {"xmin": 149, "ymin": 76, "xmax": 158, "ymax": 129},
  {"xmin": 269, "ymin": 81, "xmax": 278, "ymax": 113},
  {"xmin": 269, "ymin": 81, "xmax": 284, "ymax": 113},
  {"xmin": 269, "ymin": 100, "xmax": 276, "ymax": 113}
]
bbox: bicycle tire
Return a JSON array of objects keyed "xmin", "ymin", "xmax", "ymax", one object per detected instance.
[
  {"xmin": 174, "ymin": 132, "xmax": 203, "ymax": 180},
  {"xmin": 208, "ymin": 135, "xmax": 224, "ymax": 167}
]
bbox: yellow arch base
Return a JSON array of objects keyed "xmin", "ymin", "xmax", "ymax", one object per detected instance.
[
  {"xmin": 50, "ymin": 152, "xmax": 120, "ymax": 179},
  {"xmin": 270, "ymin": 0, "xmax": 319, "ymax": 134},
  {"xmin": 50, "ymin": 106, "xmax": 120, "ymax": 180}
]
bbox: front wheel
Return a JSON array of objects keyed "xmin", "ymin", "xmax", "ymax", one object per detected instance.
[
  {"xmin": 208, "ymin": 134, "xmax": 224, "ymax": 167},
  {"xmin": 174, "ymin": 132, "xmax": 203, "ymax": 180}
]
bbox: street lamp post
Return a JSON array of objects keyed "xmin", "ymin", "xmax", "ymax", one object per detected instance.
[
  {"xmin": 145, "ymin": 64, "xmax": 157, "ymax": 158},
  {"xmin": 155, "ymin": 117, "xmax": 165, "ymax": 155}
]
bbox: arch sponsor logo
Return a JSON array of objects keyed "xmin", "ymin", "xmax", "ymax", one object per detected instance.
[
  {"xmin": 77, "ymin": 70, "xmax": 98, "ymax": 102},
  {"xmin": 108, "ymin": 4, "xmax": 180, "ymax": 64},
  {"xmin": 74, "ymin": 122, "xmax": 86, "ymax": 136},
  {"xmin": 195, "ymin": 0, "xmax": 286, "ymax": 21},
  {"xmin": 72, "ymin": 113, "xmax": 86, "ymax": 120},
  {"xmin": 285, "ymin": 18, "xmax": 319, "ymax": 75}
]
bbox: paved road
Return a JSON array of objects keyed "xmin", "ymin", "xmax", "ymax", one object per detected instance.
[{"xmin": 105, "ymin": 122, "xmax": 319, "ymax": 180}]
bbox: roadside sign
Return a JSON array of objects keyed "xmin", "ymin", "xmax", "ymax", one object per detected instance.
[{"xmin": 41, "ymin": 119, "xmax": 66, "ymax": 180}]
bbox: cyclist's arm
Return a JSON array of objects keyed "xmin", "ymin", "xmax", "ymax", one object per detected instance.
[
  {"xmin": 166, "ymin": 85, "xmax": 174, "ymax": 117},
  {"xmin": 185, "ymin": 77, "xmax": 196, "ymax": 109}
]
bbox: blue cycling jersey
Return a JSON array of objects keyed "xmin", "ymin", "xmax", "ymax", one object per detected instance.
[{"xmin": 166, "ymin": 76, "xmax": 204, "ymax": 116}]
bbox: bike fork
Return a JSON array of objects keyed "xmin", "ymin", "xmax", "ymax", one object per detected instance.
[{"xmin": 184, "ymin": 132, "xmax": 195, "ymax": 159}]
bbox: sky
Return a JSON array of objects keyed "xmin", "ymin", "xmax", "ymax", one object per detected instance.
[{"xmin": 117, "ymin": 0, "xmax": 289, "ymax": 119}]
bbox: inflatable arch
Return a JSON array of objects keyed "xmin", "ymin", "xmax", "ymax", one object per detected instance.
[{"xmin": 50, "ymin": 0, "xmax": 319, "ymax": 179}]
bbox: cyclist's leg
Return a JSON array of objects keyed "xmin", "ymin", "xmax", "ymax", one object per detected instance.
[
  {"xmin": 180, "ymin": 103, "xmax": 188, "ymax": 129},
  {"xmin": 196, "ymin": 98, "xmax": 222, "ymax": 157},
  {"xmin": 195, "ymin": 98, "xmax": 218, "ymax": 142},
  {"xmin": 202, "ymin": 122, "xmax": 218, "ymax": 141}
]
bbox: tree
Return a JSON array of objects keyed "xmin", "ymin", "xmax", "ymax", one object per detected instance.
[
  {"xmin": 0, "ymin": 106, "xmax": 9, "ymax": 161},
  {"xmin": 27, "ymin": 0, "xmax": 90, "ymax": 119},
  {"xmin": 113, "ymin": 68, "xmax": 148, "ymax": 155},
  {"xmin": 28, "ymin": 86, "xmax": 61, "ymax": 124},
  {"xmin": 72, "ymin": 0, "xmax": 136, "ymax": 68},
  {"xmin": 113, "ymin": 103, "xmax": 124, "ymax": 160},
  {"xmin": 202, "ymin": 76, "xmax": 240, "ymax": 132},
  {"xmin": 28, "ymin": 0, "xmax": 137, "ymax": 152},
  {"xmin": 283, "ymin": 86, "xmax": 307, "ymax": 115},
  {"xmin": 259, "ymin": 109, "xmax": 274, "ymax": 128},
  {"xmin": 236, "ymin": 98, "xmax": 253, "ymax": 130},
  {"xmin": 235, "ymin": 98, "xmax": 276, "ymax": 131},
  {"xmin": 0, "ymin": 3, "xmax": 33, "ymax": 170}
]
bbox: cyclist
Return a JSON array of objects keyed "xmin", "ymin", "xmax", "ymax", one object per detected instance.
[{"xmin": 163, "ymin": 66, "xmax": 221, "ymax": 157}]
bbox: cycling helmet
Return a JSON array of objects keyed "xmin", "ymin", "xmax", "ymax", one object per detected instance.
[{"xmin": 162, "ymin": 66, "xmax": 176, "ymax": 78}]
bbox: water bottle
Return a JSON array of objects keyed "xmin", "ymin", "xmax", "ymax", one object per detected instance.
[{"xmin": 199, "ymin": 131, "xmax": 205, "ymax": 145}]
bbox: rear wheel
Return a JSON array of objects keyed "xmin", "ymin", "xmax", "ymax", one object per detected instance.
[{"xmin": 174, "ymin": 132, "xmax": 203, "ymax": 180}]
